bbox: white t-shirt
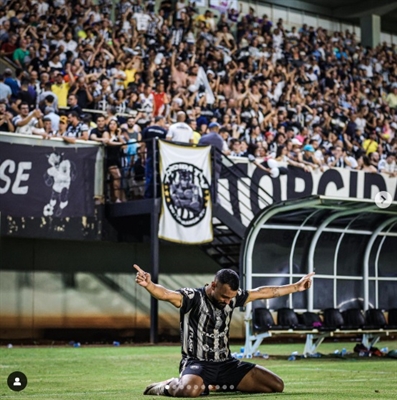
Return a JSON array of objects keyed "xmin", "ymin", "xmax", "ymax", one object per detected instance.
[
  {"xmin": 166, "ymin": 122, "xmax": 193, "ymax": 143},
  {"xmin": 379, "ymin": 159, "xmax": 397, "ymax": 173},
  {"xmin": 57, "ymin": 39, "xmax": 78, "ymax": 56},
  {"xmin": 13, "ymin": 113, "xmax": 38, "ymax": 135},
  {"xmin": 134, "ymin": 13, "xmax": 151, "ymax": 32}
]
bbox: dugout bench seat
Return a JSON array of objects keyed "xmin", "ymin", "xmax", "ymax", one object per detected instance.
[{"xmin": 243, "ymin": 307, "xmax": 397, "ymax": 356}]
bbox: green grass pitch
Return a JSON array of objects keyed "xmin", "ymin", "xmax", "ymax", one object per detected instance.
[{"xmin": 1, "ymin": 341, "xmax": 397, "ymax": 399}]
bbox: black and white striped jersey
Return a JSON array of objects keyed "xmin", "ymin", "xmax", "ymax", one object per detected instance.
[{"xmin": 177, "ymin": 286, "xmax": 249, "ymax": 363}]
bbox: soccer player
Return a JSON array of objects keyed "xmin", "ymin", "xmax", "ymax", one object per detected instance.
[{"xmin": 134, "ymin": 264, "xmax": 315, "ymax": 397}]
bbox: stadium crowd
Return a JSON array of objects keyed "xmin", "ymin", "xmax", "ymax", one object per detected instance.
[{"xmin": 0, "ymin": 0, "xmax": 397, "ymax": 201}]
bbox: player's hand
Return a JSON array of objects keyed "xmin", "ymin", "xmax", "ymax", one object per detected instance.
[
  {"xmin": 296, "ymin": 272, "xmax": 315, "ymax": 291},
  {"xmin": 133, "ymin": 264, "xmax": 151, "ymax": 288}
]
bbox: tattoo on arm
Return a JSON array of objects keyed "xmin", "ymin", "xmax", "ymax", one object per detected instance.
[{"xmin": 272, "ymin": 287, "xmax": 280, "ymax": 297}]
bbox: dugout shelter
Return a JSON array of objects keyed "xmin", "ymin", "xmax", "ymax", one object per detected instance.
[{"xmin": 240, "ymin": 195, "xmax": 397, "ymax": 355}]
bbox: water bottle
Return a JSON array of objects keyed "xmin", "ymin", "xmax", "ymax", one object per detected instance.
[
  {"xmin": 246, "ymin": 354, "xmax": 253, "ymax": 359},
  {"xmin": 262, "ymin": 354, "xmax": 269, "ymax": 359},
  {"xmin": 381, "ymin": 347, "xmax": 388, "ymax": 354},
  {"xmin": 113, "ymin": 341, "xmax": 120, "ymax": 346},
  {"xmin": 291, "ymin": 351, "xmax": 298, "ymax": 356},
  {"xmin": 240, "ymin": 347, "xmax": 245, "ymax": 353},
  {"xmin": 7, "ymin": 344, "xmax": 13, "ymax": 349},
  {"xmin": 73, "ymin": 342, "xmax": 81, "ymax": 348},
  {"xmin": 288, "ymin": 355, "xmax": 296, "ymax": 361},
  {"xmin": 236, "ymin": 354, "xmax": 243, "ymax": 359},
  {"xmin": 334, "ymin": 349, "xmax": 340, "ymax": 355},
  {"xmin": 341, "ymin": 348, "xmax": 347, "ymax": 356},
  {"xmin": 254, "ymin": 351, "xmax": 261, "ymax": 357},
  {"xmin": 231, "ymin": 352, "xmax": 238, "ymax": 358}
]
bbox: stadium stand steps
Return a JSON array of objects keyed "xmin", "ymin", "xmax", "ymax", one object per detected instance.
[
  {"xmin": 199, "ymin": 152, "xmax": 273, "ymax": 272},
  {"xmin": 200, "ymin": 203, "xmax": 245, "ymax": 271}
]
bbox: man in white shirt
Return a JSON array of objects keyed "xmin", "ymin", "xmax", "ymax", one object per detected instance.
[
  {"xmin": 379, "ymin": 152, "xmax": 397, "ymax": 177},
  {"xmin": 57, "ymin": 31, "xmax": 78, "ymax": 58},
  {"xmin": 13, "ymin": 102, "xmax": 43, "ymax": 135},
  {"xmin": 166, "ymin": 111, "xmax": 194, "ymax": 143}
]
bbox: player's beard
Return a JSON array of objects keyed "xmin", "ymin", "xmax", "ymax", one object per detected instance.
[{"xmin": 210, "ymin": 295, "xmax": 227, "ymax": 309}]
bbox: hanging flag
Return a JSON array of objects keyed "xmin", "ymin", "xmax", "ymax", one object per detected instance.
[
  {"xmin": 158, "ymin": 140, "xmax": 213, "ymax": 244},
  {"xmin": 195, "ymin": 67, "xmax": 215, "ymax": 104}
]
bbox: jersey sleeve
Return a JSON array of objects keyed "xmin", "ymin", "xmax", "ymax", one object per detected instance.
[
  {"xmin": 234, "ymin": 288, "xmax": 249, "ymax": 307},
  {"xmin": 177, "ymin": 287, "xmax": 200, "ymax": 313}
]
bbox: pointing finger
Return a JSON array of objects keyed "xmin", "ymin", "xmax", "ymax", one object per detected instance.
[
  {"xmin": 306, "ymin": 272, "xmax": 315, "ymax": 278},
  {"xmin": 133, "ymin": 264, "xmax": 144, "ymax": 273}
]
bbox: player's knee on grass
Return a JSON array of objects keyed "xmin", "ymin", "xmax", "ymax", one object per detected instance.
[
  {"xmin": 238, "ymin": 365, "xmax": 284, "ymax": 393},
  {"xmin": 272, "ymin": 376, "xmax": 284, "ymax": 393}
]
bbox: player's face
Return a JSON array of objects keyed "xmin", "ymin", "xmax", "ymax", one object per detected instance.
[{"xmin": 210, "ymin": 282, "xmax": 238, "ymax": 309}]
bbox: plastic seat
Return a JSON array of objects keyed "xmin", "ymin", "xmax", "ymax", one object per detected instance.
[
  {"xmin": 300, "ymin": 311, "xmax": 330, "ymax": 331},
  {"xmin": 365, "ymin": 309, "xmax": 387, "ymax": 329},
  {"xmin": 322, "ymin": 308, "xmax": 345, "ymax": 330},
  {"xmin": 277, "ymin": 308, "xmax": 306, "ymax": 330},
  {"xmin": 387, "ymin": 308, "xmax": 397, "ymax": 329},
  {"xmin": 342, "ymin": 308, "xmax": 375, "ymax": 330},
  {"xmin": 253, "ymin": 308, "xmax": 282, "ymax": 333}
]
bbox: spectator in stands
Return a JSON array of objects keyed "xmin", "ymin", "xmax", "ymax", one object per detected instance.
[
  {"xmin": 0, "ymin": 33, "xmax": 18, "ymax": 59},
  {"xmin": 328, "ymin": 146, "xmax": 353, "ymax": 169},
  {"xmin": 28, "ymin": 46, "xmax": 49, "ymax": 74},
  {"xmin": 166, "ymin": 111, "xmax": 193, "ymax": 143},
  {"xmin": 379, "ymin": 152, "xmax": 397, "ymax": 177},
  {"xmin": 360, "ymin": 155, "xmax": 378, "ymax": 173},
  {"xmin": 141, "ymin": 115, "xmax": 168, "ymax": 198},
  {"xmin": 44, "ymin": 106, "xmax": 60, "ymax": 132},
  {"xmin": 105, "ymin": 119, "xmax": 126, "ymax": 203},
  {"xmin": 42, "ymin": 117, "xmax": 56, "ymax": 138},
  {"xmin": 199, "ymin": 122, "xmax": 224, "ymax": 198},
  {"xmin": 55, "ymin": 115, "xmax": 68, "ymax": 137},
  {"xmin": 12, "ymin": 102, "xmax": 43, "ymax": 136},
  {"xmin": 3, "ymin": 68, "xmax": 19, "ymax": 97},
  {"xmin": 12, "ymin": 38, "xmax": 29, "ymax": 68},
  {"xmin": 301, "ymin": 144, "xmax": 321, "ymax": 171},
  {"xmin": 69, "ymin": 77, "xmax": 94, "ymax": 110},
  {"xmin": 51, "ymin": 68, "xmax": 75, "ymax": 109},
  {"xmin": 63, "ymin": 111, "xmax": 89, "ymax": 143},
  {"xmin": 14, "ymin": 79, "xmax": 35, "ymax": 110},
  {"xmin": 0, "ymin": 99, "xmax": 14, "ymax": 132},
  {"xmin": 89, "ymin": 115, "xmax": 108, "ymax": 144},
  {"xmin": 67, "ymin": 94, "xmax": 83, "ymax": 116},
  {"xmin": 0, "ymin": 73, "xmax": 11, "ymax": 103}
]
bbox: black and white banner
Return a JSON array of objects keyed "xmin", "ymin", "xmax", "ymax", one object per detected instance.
[
  {"xmin": 0, "ymin": 142, "xmax": 98, "ymax": 218},
  {"xmin": 219, "ymin": 159, "xmax": 397, "ymax": 226},
  {"xmin": 158, "ymin": 141, "xmax": 213, "ymax": 244}
]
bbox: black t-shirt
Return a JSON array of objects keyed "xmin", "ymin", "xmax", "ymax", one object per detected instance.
[
  {"xmin": 29, "ymin": 57, "xmax": 49, "ymax": 73},
  {"xmin": 141, "ymin": 124, "xmax": 167, "ymax": 156},
  {"xmin": 0, "ymin": 120, "xmax": 9, "ymax": 131},
  {"xmin": 89, "ymin": 127, "xmax": 107, "ymax": 140}
]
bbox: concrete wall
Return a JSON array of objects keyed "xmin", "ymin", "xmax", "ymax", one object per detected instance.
[{"xmin": 0, "ymin": 237, "xmax": 249, "ymax": 340}]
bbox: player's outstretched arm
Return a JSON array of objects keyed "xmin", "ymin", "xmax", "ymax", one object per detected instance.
[
  {"xmin": 133, "ymin": 264, "xmax": 183, "ymax": 308},
  {"xmin": 245, "ymin": 272, "xmax": 315, "ymax": 304}
]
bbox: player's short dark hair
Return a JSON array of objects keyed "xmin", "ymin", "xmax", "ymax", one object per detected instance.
[{"xmin": 215, "ymin": 269, "xmax": 239, "ymax": 291}]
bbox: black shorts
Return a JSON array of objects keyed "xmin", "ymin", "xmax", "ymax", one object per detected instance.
[{"xmin": 179, "ymin": 358, "xmax": 255, "ymax": 391}]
